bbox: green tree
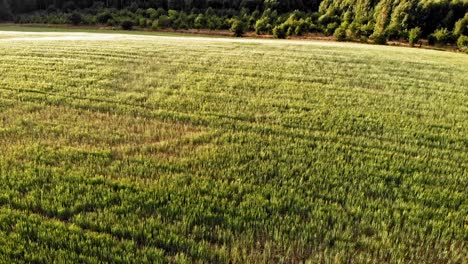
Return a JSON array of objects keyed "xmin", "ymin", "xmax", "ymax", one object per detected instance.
[
  {"xmin": 96, "ymin": 11, "xmax": 112, "ymax": 24},
  {"xmin": 255, "ymin": 17, "xmax": 270, "ymax": 34},
  {"xmin": 431, "ymin": 28, "xmax": 453, "ymax": 45},
  {"xmin": 273, "ymin": 24, "xmax": 287, "ymax": 38},
  {"xmin": 454, "ymin": 13, "xmax": 468, "ymax": 37},
  {"xmin": 372, "ymin": 32, "xmax": 387, "ymax": 45},
  {"xmin": 334, "ymin": 25, "xmax": 346, "ymax": 41},
  {"xmin": 457, "ymin": 35, "xmax": 468, "ymax": 52},
  {"xmin": 230, "ymin": 18, "xmax": 245, "ymax": 37},
  {"xmin": 120, "ymin": 19, "xmax": 134, "ymax": 30},
  {"xmin": 0, "ymin": 0, "xmax": 12, "ymax": 21},
  {"xmin": 155, "ymin": 15, "xmax": 170, "ymax": 28},
  {"xmin": 408, "ymin": 27, "xmax": 421, "ymax": 47},
  {"xmin": 194, "ymin": 14, "xmax": 205, "ymax": 29},
  {"xmin": 68, "ymin": 12, "xmax": 82, "ymax": 25}
]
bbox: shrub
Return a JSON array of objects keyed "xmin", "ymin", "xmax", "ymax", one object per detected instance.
[
  {"xmin": 139, "ymin": 18, "xmax": 147, "ymax": 28},
  {"xmin": 306, "ymin": 17, "xmax": 319, "ymax": 32},
  {"xmin": 399, "ymin": 29, "xmax": 409, "ymax": 41},
  {"xmin": 275, "ymin": 14, "xmax": 309, "ymax": 37},
  {"xmin": 155, "ymin": 15, "xmax": 170, "ymax": 29},
  {"xmin": 431, "ymin": 28, "xmax": 453, "ymax": 45},
  {"xmin": 371, "ymin": 32, "xmax": 387, "ymax": 45},
  {"xmin": 385, "ymin": 26, "xmax": 400, "ymax": 40},
  {"xmin": 82, "ymin": 14, "xmax": 96, "ymax": 25},
  {"xmin": 325, "ymin": 22, "xmax": 339, "ymax": 36},
  {"xmin": 346, "ymin": 22, "xmax": 361, "ymax": 39},
  {"xmin": 147, "ymin": 8, "xmax": 158, "ymax": 20},
  {"xmin": 454, "ymin": 13, "xmax": 468, "ymax": 37},
  {"xmin": 318, "ymin": 14, "xmax": 340, "ymax": 26},
  {"xmin": 47, "ymin": 14, "xmax": 69, "ymax": 24},
  {"xmin": 255, "ymin": 17, "xmax": 269, "ymax": 34},
  {"xmin": 206, "ymin": 17, "xmax": 220, "ymax": 30},
  {"xmin": 68, "ymin": 13, "xmax": 82, "ymax": 25},
  {"xmin": 194, "ymin": 14, "xmax": 205, "ymax": 29},
  {"xmin": 151, "ymin": 20, "xmax": 158, "ymax": 30},
  {"xmin": 427, "ymin": 34, "xmax": 436, "ymax": 45},
  {"xmin": 334, "ymin": 26, "xmax": 346, "ymax": 41},
  {"xmin": 96, "ymin": 12, "xmax": 112, "ymax": 24},
  {"xmin": 408, "ymin": 27, "xmax": 422, "ymax": 47},
  {"xmin": 273, "ymin": 25, "xmax": 286, "ymax": 39},
  {"xmin": 156, "ymin": 8, "xmax": 167, "ymax": 17},
  {"xmin": 360, "ymin": 22, "xmax": 374, "ymax": 37},
  {"xmin": 294, "ymin": 19, "xmax": 307, "ymax": 36},
  {"xmin": 230, "ymin": 18, "xmax": 245, "ymax": 37},
  {"xmin": 457, "ymin": 35, "xmax": 468, "ymax": 52},
  {"xmin": 120, "ymin": 20, "xmax": 134, "ymax": 30},
  {"xmin": 294, "ymin": 24, "xmax": 304, "ymax": 36},
  {"xmin": 264, "ymin": 0, "xmax": 279, "ymax": 9}
]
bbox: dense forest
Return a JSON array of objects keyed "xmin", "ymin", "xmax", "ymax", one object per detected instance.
[{"xmin": 0, "ymin": 0, "xmax": 468, "ymax": 48}]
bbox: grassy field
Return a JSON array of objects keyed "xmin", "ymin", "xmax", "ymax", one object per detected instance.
[{"xmin": 0, "ymin": 29, "xmax": 467, "ymax": 263}]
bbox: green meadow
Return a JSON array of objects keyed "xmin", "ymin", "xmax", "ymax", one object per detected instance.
[{"xmin": 0, "ymin": 30, "xmax": 467, "ymax": 263}]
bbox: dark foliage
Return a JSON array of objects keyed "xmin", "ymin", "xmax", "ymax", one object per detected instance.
[
  {"xmin": 121, "ymin": 19, "xmax": 134, "ymax": 30},
  {"xmin": 68, "ymin": 12, "xmax": 82, "ymax": 25},
  {"xmin": 2, "ymin": 0, "xmax": 467, "ymax": 48}
]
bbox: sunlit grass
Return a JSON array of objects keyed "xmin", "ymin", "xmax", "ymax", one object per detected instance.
[{"xmin": 0, "ymin": 31, "xmax": 467, "ymax": 263}]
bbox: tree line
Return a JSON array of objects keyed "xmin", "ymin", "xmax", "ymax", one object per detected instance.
[{"xmin": 0, "ymin": 0, "xmax": 467, "ymax": 50}]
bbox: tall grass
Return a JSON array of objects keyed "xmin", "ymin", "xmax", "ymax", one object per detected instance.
[{"xmin": 0, "ymin": 31, "xmax": 467, "ymax": 263}]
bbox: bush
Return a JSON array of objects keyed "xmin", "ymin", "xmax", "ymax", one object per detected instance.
[
  {"xmin": 151, "ymin": 20, "xmax": 158, "ymax": 30},
  {"xmin": 360, "ymin": 22, "xmax": 374, "ymax": 37},
  {"xmin": 371, "ymin": 32, "xmax": 387, "ymax": 45},
  {"xmin": 147, "ymin": 8, "xmax": 158, "ymax": 20},
  {"xmin": 294, "ymin": 19, "xmax": 308, "ymax": 36},
  {"xmin": 318, "ymin": 14, "xmax": 340, "ymax": 26},
  {"xmin": 255, "ymin": 17, "xmax": 269, "ymax": 34},
  {"xmin": 194, "ymin": 14, "xmax": 205, "ymax": 29},
  {"xmin": 346, "ymin": 22, "xmax": 361, "ymax": 39},
  {"xmin": 68, "ymin": 12, "xmax": 82, "ymax": 25},
  {"xmin": 97, "ymin": 12, "xmax": 112, "ymax": 24},
  {"xmin": 139, "ymin": 18, "xmax": 147, "ymax": 28},
  {"xmin": 454, "ymin": 13, "xmax": 468, "ymax": 37},
  {"xmin": 45, "ymin": 14, "xmax": 64, "ymax": 24},
  {"xmin": 167, "ymin": 10, "xmax": 189, "ymax": 30},
  {"xmin": 230, "ymin": 18, "xmax": 245, "ymax": 37},
  {"xmin": 82, "ymin": 14, "xmax": 96, "ymax": 25},
  {"xmin": 273, "ymin": 25, "xmax": 286, "ymax": 39},
  {"xmin": 325, "ymin": 22, "xmax": 339, "ymax": 36},
  {"xmin": 408, "ymin": 27, "xmax": 422, "ymax": 47},
  {"xmin": 334, "ymin": 26, "xmax": 346, "ymax": 41},
  {"xmin": 156, "ymin": 8, "xmax": 167, "ymax": 18},
  {"xmin": 457, "ymin": 35, "xmax": 468, "ymax": 52},
  {"xmin": 306, "ymin": 17, "xmax": 319, "ymax": 32},
  {"xmin": 154, "ymin": 15, "xmax": 170, "ymax": 29},
  {"xmin": 120, "ymin": 20, "xmax": 134, "ymax": 30},
  {"xmin": 275, "ymin": 14, "xmax": 309, "ymax": 37},
  {"xmin": 431, "ymin": 28, "xmax": 453, "ymax": 45}
]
